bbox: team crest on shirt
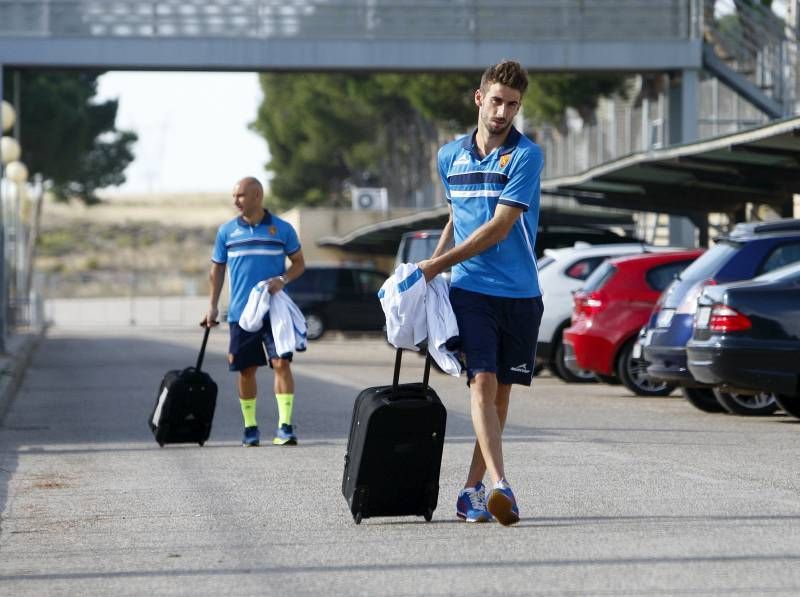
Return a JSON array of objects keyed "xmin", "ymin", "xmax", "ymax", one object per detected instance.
[
  {"xmin": 499, "ymin": 154, "xmax": 512, "ymax": 168},
  {"xmin": 269, "ymin": 225, "xmax": 277, "ymax": 235}
]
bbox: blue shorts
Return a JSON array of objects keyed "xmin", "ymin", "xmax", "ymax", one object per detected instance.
[
  {"xmin": 227, "ymin": 318, "xmax": 292, "ymax": 372},
  {"xmin": 449, "ymin": 287, "xmax": 543, "ymax": 386}
]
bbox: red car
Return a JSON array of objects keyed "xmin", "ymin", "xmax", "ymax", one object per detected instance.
[{"xmin": 562, "ymin": 249, "xmax": 704, "ymax": 396}]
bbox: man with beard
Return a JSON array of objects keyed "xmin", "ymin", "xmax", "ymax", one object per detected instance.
[{"xmin": 418, "ymin": 61, "xmax": 544, "ymax": 526}]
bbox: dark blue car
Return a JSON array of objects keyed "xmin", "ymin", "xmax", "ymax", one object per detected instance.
[
  {"xmin": 641, "ymin": 218, "xmax": 800, "ymax": 414},
  {"xmin": 687, "ymin": 261, "xmax": 800, "ymax": 417}
]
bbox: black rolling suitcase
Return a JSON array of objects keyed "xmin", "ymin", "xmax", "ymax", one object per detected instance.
[
  {"xmin": 342, "ymin": 348, "xmax": 447, "ymax": 524},
  {"xmin": 149, "ymin": 324, "xmax": 218, "ymax": 447}
]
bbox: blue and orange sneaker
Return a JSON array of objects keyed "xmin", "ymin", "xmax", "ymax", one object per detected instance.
[
  {"xmin": 456, "ymin": 482, "xmax": 493, "ymax": 523},
  {"xmin": 242, "ymin": 426, "xmax": 260, "ymax": 447},
  {"xmin": 273, "ymin": 423, "xmax": 297, "ymax": 446},
  {"xmin": 487, "ymin": 479, "xmax": 519, "ymax": 526}
]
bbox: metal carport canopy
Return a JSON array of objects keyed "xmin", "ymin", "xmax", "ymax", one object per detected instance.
[
  {"xmin": 542, "ymin": 116, "xmax": 800, "ymax": 218},
  {"xmin": 317, "ymin": 201, "xmax": 634, "ymax": 256}
]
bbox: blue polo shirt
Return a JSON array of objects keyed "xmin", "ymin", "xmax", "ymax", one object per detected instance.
[
  {"xmin": 212, "ymin": 210, "xmax": 301, "ymax": 322},
  {"xmin": 438, "ymin": 127, "xmax": 543, "ymax": 298}
]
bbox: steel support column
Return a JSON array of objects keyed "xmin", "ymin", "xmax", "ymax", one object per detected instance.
[
  {"xmin": 0, "ymin": 64, "xmax": 7, "ymax": 351},
  {"xmin": 669, "ymin": 68, "xmax": 703, "ymax": 247}
]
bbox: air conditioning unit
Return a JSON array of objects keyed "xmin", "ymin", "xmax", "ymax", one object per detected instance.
[{"xmin": 351, "ymin": 187, "xmax": 388, "ymax": 211}]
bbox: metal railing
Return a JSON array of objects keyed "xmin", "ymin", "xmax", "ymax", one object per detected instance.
[
  {"xmin": 0, "ymin": 0, "xmax": 701, "ymax": 40},
  {"xmin": 703, "ymin": 0, "xmax": 797, "ymax": 115}
]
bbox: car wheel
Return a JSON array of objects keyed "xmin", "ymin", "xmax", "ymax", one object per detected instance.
[
  {"xmin": 305, "ymin": 313, "xmax": 325, "ymax": 341},
  {"xmin": 712, "ymin": 388, "xmax": 778, "ymax": 416},
  {"xmin": 682, "ymin": 387, "xmax": 726, "ymax": 413},
  {"xmin": 552, "ymin": 337, "xmax": 596, "ymax": 384},
  {"xmin": 616, "ymin": 339, "xmax": 676, "ymax": 397},
  {"xmin": 774, "ymin": 394, "xmax": 800, "ymax": 419}
]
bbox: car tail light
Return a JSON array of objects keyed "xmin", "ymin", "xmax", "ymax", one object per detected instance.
[
  {"xmin": 708, "ymin": 304, "xmax": 752, "ymax": 332},
  {"xmin": 573, "ymin": 291, "xmax": 605, "ymax": 319}
]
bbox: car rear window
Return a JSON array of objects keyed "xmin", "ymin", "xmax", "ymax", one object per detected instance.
[
  {"xmin": 678, "ymin": 241, "xmax": 740, "ymax": 282},
  {"xmin": 400, "ymin": 234, "xmax": 442, "ymax": 263},
  {"xmin": 758, "ymin": 241, "xmax": 800, "ymax": 274},
  {"xmin": 754, "ymin": 260, "xmax": 800, "ymax": 282},
  {"xmin": 564, "ymin": 256, "xmax": 608, "ymax": 280},
  {"xmin": 582, "ymin": 261, "xmax": 617, "ymax": 291},
  {"xmin": 645, "ymin": 260, "xmax": 694, "ymax": 292}
]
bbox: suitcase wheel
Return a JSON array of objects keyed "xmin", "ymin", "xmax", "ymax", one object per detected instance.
[
  {"xmin": 354, "ymin": 512, "xmax": 362, "ymax": 525},
  {"xmin": 158, "ymin": 442, "xmax": 165, "ymax": 448},
  {"xmin": 198, "ymin": 441, "xmax": 205, "ymax": 447},
  {"xmin": 424, "ymin": 509, "xmax": 433, "ymax": 522}
]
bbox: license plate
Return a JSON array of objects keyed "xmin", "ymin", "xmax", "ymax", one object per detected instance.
[
  {"xmin": 696, "ymin": 306, "xmax": 711, "ymax": 328},
  {"xmin": 632, "ymin": 343, "xmax": 642, "ymax": 359}
]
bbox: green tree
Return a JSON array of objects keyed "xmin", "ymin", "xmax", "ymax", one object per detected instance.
[
  {"xmin": 524, "ymin": 74, "xmax": 629, "ymax": 130},
  {"xmin": 252, "ymin": 71, "xmax": 627, "ymax": 206},
  {"xmin": 3, "ymin": 70, "xmax": 137, "ymax": 204}
]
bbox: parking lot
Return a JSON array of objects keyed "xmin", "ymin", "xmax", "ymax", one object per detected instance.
[{"xmin": 1, "ymin": 327, "xmax": 800, "ymax": 595}]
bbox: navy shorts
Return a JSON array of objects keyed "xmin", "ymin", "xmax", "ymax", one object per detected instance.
[
  {"xmin": 227, "ymin": 317, "xmax": 292, "ymax": 372},
  {"xmin": 449, "ymin": 287, "xmax": 544, "ymax": 386}
]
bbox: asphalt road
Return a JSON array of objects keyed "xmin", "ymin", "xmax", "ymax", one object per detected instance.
[{"xmin": 1, "ymin": 327, "xmax": 800, "ymax": 596}]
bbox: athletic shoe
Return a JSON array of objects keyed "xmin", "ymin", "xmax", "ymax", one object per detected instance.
[
  {"xmin": 456, "ymin": 482, "xmax": 493, "ymax": 523},
  {"xmin": 487, "ymin": 480, "xmax": 520, "ymax": 526},
  {"xmin": 242, "ymin": 426, "xmax": 260, "ymax": 447},
  {"xmin": 273, "ymin": 423, "xmax": 298, "ymax": 446}
]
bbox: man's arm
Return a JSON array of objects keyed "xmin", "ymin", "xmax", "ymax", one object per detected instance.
[
  {"xmin": 418, "ymin": 203, "xmax": 522, "ymax": 282},
  {"xmin": 267, "ymin": 249, "xmax": 306, "ymax": 294},
  {"xmin": 205, "ymin": 261, "xmax": 226, "ymax": 327}
]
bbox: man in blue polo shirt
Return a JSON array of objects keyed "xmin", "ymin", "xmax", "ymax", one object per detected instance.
[
  {"xmin": 204, "ymin": 176, "xmax": 305, "ymax": 447},
  {"xmin": 419, "ymin": 60, "xmax": 544, "ymax": 526}
]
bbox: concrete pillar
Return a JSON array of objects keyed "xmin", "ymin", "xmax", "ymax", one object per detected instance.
[
  {"xmin": 668, "ymin": 69, "xmax": 700, "ymax": 247},
  {"xmin": 0, "ymin": 64, "xmax": 7, "ymax": 351}
]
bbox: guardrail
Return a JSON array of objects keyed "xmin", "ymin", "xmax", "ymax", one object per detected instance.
[{"xmin": 0, "ymin": 0, "xmax": 700, "ymax": 40}]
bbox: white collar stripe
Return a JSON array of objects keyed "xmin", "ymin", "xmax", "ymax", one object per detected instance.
[{"xmin": 450, "ymin": 190, "xmax": 502, "ymax": 198}]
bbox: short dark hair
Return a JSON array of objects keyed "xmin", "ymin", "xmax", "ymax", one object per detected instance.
[{"xmin": 480, "ymin": 60, "xmax": 528, "ymax": 95}]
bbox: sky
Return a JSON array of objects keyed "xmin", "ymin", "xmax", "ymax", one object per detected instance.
[{"xmin": 96, "ymin": 72, "xmax": 270, "ymax": 196}]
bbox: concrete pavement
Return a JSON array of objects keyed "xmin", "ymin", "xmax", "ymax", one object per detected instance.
[{"xmin": 1, "ymin": 326, "xmax": 800, "ymax": 595}]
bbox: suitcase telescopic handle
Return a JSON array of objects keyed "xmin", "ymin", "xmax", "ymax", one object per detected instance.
[
  {"xmin": 392, "ymin": 348, "xmax": 431, "ymax": 390},
  {"xmin": 195, "ymin": 323, "xmax": 213, "ymax": 371}
]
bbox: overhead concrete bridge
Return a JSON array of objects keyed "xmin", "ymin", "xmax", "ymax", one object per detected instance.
[{"xmin": 0, "ymin": 0, "xmax": 703, "ymax": 72}]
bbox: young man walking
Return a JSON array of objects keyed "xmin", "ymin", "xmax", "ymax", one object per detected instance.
[
  {"xmin": 204, "ymin": 176, "xmax": 305, "ymax": 447},
  {"xmin": 419, "ymin": 61, "xmax": 544, "ymax": 526}
]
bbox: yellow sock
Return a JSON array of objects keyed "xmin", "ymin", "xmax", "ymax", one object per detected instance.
[
  {"xmin": 240, "ymin": 398, "xmax": 257, "ymax": 428},
  {"xmin": 276, "ymin": 393, "xmax": 294, "ymax": 426}
]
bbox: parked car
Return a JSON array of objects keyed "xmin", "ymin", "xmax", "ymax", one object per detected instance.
[
  {"xmin": 395, "ymin": 230, "xmax": 451, "ymax": 268},
  {"xmin": 284, "ymin": 264, "xmax": 387, "ymax": 340},
  {"xmin": 396, "ymin": 225, "xmax": 637, "ymax": 265},
  {"xmin": 563, "ymin": 249, "xmax": 704, "ymax": 396},
  {"xmin": 536, "ymin": 242, "xmax": 677, "ymax": 383},
  {"xmin": 642, "ymin": 218, "xmax": 800, "ymax": 414},
  {"xmin": 686, "ymin": 261, "xmax": 800, "ymax": 417}
]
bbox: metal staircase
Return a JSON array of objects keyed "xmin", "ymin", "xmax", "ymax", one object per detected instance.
[{"xmin": 702, "ymin": 0, "xmax": 797, "ymax": 118}]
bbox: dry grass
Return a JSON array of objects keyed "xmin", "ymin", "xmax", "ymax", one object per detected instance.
[{"xmin": 36, "ymin": 193, "xmax": 233, "ymax": 297}]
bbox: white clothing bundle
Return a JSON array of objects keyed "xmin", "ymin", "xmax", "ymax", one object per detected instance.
[
  {"xmin": 239, "ymin": 282, "xmax": 307, "ymax": 356},
  {"xmin": 378, "ymin": 263, "xmax": 461, "ymax": 376}
]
